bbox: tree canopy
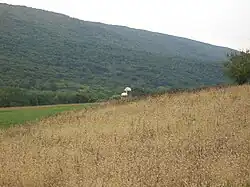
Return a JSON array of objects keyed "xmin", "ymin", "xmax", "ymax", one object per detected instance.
[
  {"xmin": 0, "ymin": 3, "xmax": 236, "ymax": 107},
  {"xmin": 224, "ymin": 50, "xmax": 250, "ymax": 85}
]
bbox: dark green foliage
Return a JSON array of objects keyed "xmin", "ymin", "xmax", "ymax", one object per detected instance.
[
  {"xmin": 130, "ymin": 87, "xmax": 153, "ymax": 97},
  {"xmin": 110, "ymin": 95, "xmax": 121, "ymax": 100},
  {"xmin": 224, "ymin": 50, "xmax": 250, "ymax": 85},
  {"xmin": 0, "ymin": 87, "xmax": 97, "ymax": 107},
  {"xmin": 0, "ymin": 3, "xmax": 236, "ymax": 106}
]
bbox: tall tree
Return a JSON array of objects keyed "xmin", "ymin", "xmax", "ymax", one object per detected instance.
[{"xmin": 224, "ymin": 50, "xmax": 250, "ymax": 85}]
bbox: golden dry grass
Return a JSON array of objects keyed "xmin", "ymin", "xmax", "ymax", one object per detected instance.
[{"xmin": 0, "ymin": 85, "xmax": 250, "ymax": 187}]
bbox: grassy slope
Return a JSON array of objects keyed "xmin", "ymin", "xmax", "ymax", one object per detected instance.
[
  {"xmin": 0, "ymin": 85, "xmax": 249, "ymax": 186},
  {"xmin": 0, "ymin": 104, "xmax": 90, "ymax": 128},
  {"xmin": 0, "ymin": 3, "xmax": 234, "ymax": 93}
]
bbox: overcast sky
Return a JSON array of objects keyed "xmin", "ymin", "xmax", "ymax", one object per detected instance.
[{"xmin": 1, "ymin": 0, "xmax": 250, "ymax": 50}]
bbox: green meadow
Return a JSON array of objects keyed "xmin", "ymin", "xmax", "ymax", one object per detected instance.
[{"xmin": 0, "ymin": 104, "xmax": 90, "ymax": 128}]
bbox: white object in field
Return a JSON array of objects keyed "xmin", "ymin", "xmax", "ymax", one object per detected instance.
[
  {"xmin": 121, "ymin": 92, "xmax": 128, "ymax": 97},
  {"xmin": 124, "ymin": 87, "xmax": 132, "ymax": 92}
]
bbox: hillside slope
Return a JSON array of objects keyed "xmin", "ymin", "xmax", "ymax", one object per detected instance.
[
  {"xmin": 0, "ymin": 3, "xmax": 234, "ymax": 95},
  {"xmin": 0, "ymin": 85, "xmax": 249, "ymax": 186}
]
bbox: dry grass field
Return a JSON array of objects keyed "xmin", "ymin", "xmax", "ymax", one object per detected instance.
[{"xmin": 0, "ymin": 85, "xmax": 250, "ymax": 187}]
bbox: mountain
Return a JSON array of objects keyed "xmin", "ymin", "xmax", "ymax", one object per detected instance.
[{"xmin": 0, "ymin": 3, "xmax": 235, "ymax": 105}]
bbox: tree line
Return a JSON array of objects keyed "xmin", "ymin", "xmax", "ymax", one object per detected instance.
[
  {"xmin": 0, "ymin": 87, "xmax": 97, "ymax": 107},
  {"xmin": 1, "ymin": 49, "xmax": 249, "ymax": 107}
]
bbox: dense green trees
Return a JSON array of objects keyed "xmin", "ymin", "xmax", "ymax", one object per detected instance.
[
  {"xmin": 224, "ymin": 50, "xmax": 250, "ymax": 85},
  {"xmin": 0, "ymin": 87, "xmax": 98, "ymax": 107},
  {"xmin": 0, "ymin": 3, "xmax": 236, "ymax": 107},
  {"xmin": 0, "ymin": 86, "xmax": 171, "ymax": 107}
]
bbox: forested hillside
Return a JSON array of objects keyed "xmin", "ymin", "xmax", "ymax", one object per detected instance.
[{"xmin": 0, "ymin": 3, "xmax": 235, "ymax": 106}]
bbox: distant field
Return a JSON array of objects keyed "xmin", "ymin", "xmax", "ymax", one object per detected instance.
[
  {"xmin": 0, "ymin": 85, "xmax": 250, "ymax": 186},
  {"xmin": 0, "ymin": 103, "xmax": 91, "ymax": 128}
]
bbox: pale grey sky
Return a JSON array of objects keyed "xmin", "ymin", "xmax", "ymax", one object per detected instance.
[{"xmin": 1, "ymin": 0, "xmax": 250, "ymax": 50}]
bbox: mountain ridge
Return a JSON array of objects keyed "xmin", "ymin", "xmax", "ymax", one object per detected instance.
[
  {"xmin": 0, "ymin": 3, "xmax": 233, "ymax": 51},
  {"xmin": 0, "ymin": 3, "xmax": 236, "ymax": 106}
]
